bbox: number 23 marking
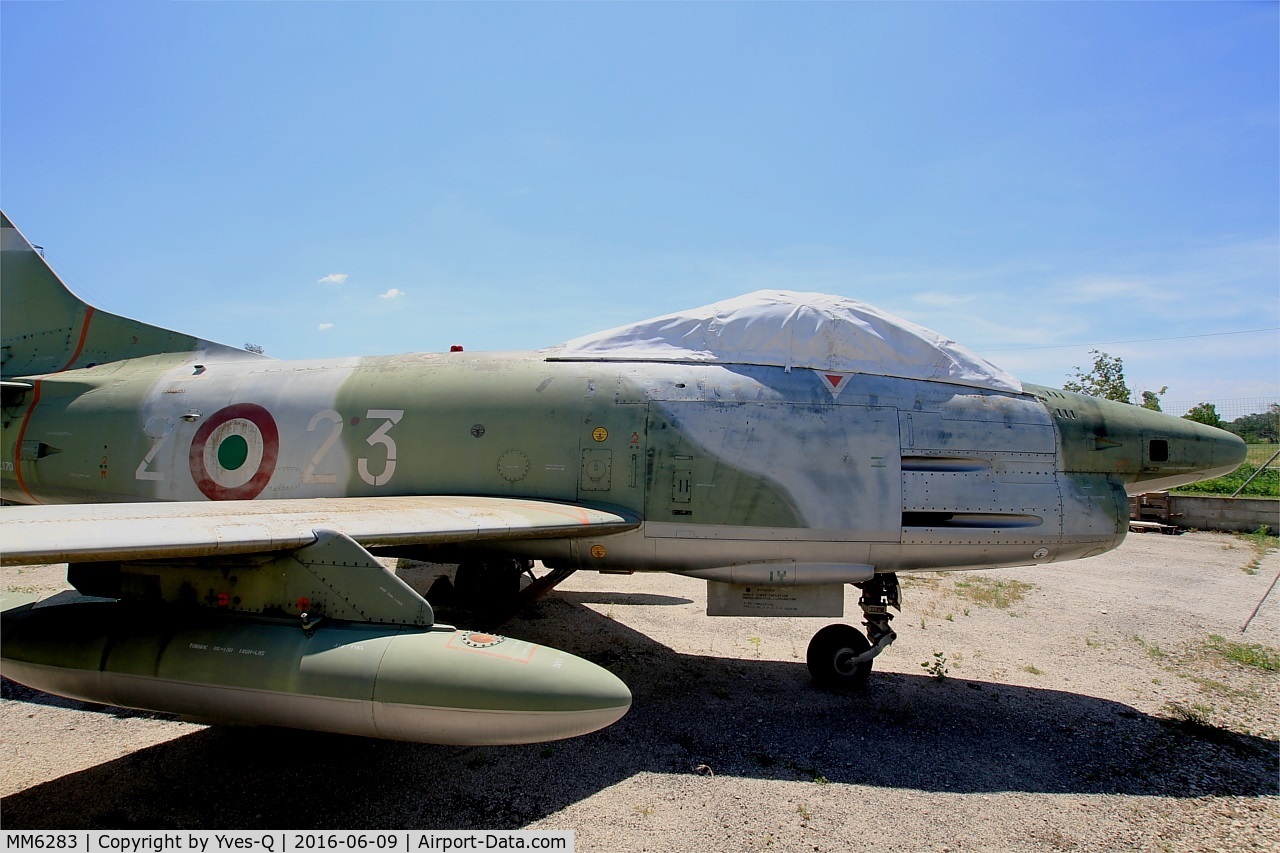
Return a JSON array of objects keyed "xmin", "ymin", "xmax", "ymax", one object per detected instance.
[
  {"xmin": 304, "ymin": 408, "xmax": 404, "ymax": 487},
  {"xmin": 302, "ymin": 410, "xmax": 343, "ymax": 485},
  {"xmin": 136, "ymin": 407, "xmax": 405, "ymax": 487},
  {"xmin": 357, "ymin": 409, "xmax": 403, "ymax": 487}
]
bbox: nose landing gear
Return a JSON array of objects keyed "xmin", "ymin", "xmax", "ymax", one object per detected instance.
[
  {"xmin": 806, "ymin": 573, "xmax": 900, "ymax": 689},
  {"xmin": 449, "ymin": 558, "xmax": 575, "ymax": 627}
]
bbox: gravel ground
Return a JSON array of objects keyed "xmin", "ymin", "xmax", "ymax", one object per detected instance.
[{"xmin": 2, "ymin": 530, "xmax": 1277, "ymax": 851}]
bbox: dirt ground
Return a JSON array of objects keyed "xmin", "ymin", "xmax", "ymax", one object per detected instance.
[{"xmin": 2, "ymin": 530, "xmax": 1277, "ymax": 851}]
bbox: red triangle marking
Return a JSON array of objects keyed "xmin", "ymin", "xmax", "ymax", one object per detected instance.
[{"xmin": 824, "ymin": 374, "xmax": 844, "ymax": 388}]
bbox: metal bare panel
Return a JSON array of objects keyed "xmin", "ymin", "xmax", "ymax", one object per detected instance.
[
  {"xmin": 645, "ymin": 401, "xmax": 901, "ymax": 539},
  {"xmin": 902, "ymin": 472, "xmax": 1061, "ymax": 515},
  {"xmin": 900, "ymin": 410, "xmax": 1056, "ymax": 454}
]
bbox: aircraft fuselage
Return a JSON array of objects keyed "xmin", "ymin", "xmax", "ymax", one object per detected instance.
[{"xmin": 3, "ymin": 348, "xmax": 1244, "ymax": 580}]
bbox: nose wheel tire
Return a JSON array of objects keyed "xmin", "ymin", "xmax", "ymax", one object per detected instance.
[{"xmin": 807, "ymin": 623, "xmax": 872, "ymax": 690}]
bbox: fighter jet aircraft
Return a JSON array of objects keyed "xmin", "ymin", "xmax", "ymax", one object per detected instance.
[{"xmin": 0, "ymin": 212, "xmax": 1246, "ymax": 743}]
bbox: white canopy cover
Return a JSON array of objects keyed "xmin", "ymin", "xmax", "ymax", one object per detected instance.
[{"xmin": 555, "ymin": 290, "xmax": 1022, "ymax": 394}]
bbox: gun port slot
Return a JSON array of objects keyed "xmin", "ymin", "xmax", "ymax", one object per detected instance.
[
  {"xmin": 901, "ymin": 456, "xmax": 990, "ymax": 473},
  {"xmin": 902, "ymin": 512, "xmax": 1043, "ymax": 529}
]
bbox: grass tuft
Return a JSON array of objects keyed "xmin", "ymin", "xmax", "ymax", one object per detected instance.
[
  {"xmin": 1129, "ymin": 635, "xmax": 1167, "ymax": 659},
  {"xmin": 1237, "ymin": 527, "xmax": 1278, "ymax": 575},
  {"xmin": 1206, "ymin": 634, "xmax": 1280, "ymax": 672},
  {"xmin": 954, "ymin": 576, "xmax": 1035, "ymax": 609}
]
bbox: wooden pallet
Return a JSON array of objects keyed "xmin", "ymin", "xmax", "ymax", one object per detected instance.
[{"xmin": 1129, "ymin": 492, "xmax": 1181, "ymax": 524}]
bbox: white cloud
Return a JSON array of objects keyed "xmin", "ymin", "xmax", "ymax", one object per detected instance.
[
  {"xmin": 379, "ymin": 288, "xmax": 405, "ymax": 300},
  {"xmin": 318, "ymin": 322, "xmax": 335, "ymax": 331},
  {"xmin": 318, "ymin": 273, "xmax": 349, "ymax": 285},
  {"xmin": 911, "ymin": 291, "xmax": 976, "ymax": 307}
]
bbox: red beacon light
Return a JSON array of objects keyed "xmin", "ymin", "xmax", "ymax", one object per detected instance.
[{"xmin": 449, "ymin": 345, "xmax": 464, "ymax": 352}]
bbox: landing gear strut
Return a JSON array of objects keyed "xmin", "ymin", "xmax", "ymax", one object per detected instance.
[
  {"xmin": 450, "ymin": 559, "xmax": 577, "ymax": 627},
  {"xmin": 453, "ymin": 558, "xmax": 524, "ymax": 624},
  {"xmin": 806, "ymin": 573, "xmax": 900, "ymax": 689}
]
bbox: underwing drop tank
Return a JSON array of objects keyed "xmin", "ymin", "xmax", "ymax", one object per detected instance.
[{"xmin": 1, "ymin": 600, "xmax": 631, "ymax": 745}]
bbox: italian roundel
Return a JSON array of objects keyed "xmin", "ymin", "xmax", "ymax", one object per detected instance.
[{"xmin": 188, "ymin": 403, "xmax": 280, "ymax": 500}]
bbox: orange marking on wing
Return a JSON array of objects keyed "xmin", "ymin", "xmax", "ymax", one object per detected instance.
[
  {"xmin": 59, "ymin": 306, "xmax": 96, "ymax": 371},
  {"xmin": 530, "ymin": 504, "xmax": 597, "ymax": 525},
  {"xmin": 12, "ymin": 380, "xmax": 43, "ymax": 504}
]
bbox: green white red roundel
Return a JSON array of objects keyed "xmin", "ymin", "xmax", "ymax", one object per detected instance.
[{"xmin": 189, "ymin": 403, "xmax": 279, "ymax": 500}]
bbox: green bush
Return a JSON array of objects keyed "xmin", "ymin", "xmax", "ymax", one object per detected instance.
[{"xmin": 1174, "ymin": 463, "xmax": 1279, "ymax": 498}]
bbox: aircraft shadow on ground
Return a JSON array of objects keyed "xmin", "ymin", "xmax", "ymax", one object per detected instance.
[{"xmin": 2, "ymin": 595, "xmax": 1275, "ymax": 829}]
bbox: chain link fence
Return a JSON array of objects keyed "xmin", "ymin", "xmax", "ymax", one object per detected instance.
[
  {"xmin": 1161, "ymin": 398, "xmax": 1278, "ymax": 469},
  {"xmin": 1162, "ymin": 398, "xmax": 1278, "ymax": 422}
]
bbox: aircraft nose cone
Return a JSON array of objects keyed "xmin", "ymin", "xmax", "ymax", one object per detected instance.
[
  {"xmin": 1042, "ymin": 386, "xmax": 1253, "ymax": 494},
  {"xmin": 1177, "ymin": 418, "xmax": 1248, "ymax": 480},
  {"xmin": 1132, "ymin": 414, "xmax": 1249, "ymax": 493},
  {"xmin": 1207, "ymin": 427, "xmax": 1248, "ymax": 479}
]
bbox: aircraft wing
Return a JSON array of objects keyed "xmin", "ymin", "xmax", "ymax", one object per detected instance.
[{"xmin": 0, "ymin": 496, "xmax": 639, "ymax": 566}]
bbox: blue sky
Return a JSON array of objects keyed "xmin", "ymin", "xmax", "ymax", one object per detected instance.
[{"xmin": 3, "ymin": 1, "xmax": 1277, "ymax": 413}]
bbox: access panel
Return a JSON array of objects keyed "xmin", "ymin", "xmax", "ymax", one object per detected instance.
[{"xmin": 645, "ymin": 401, "xmax": 901, "ymax": 540}]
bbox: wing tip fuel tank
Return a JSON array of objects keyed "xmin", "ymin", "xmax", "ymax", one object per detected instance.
[{"xmin": 0, "ymin": 601, "xmax": 631, "ymax": 745}]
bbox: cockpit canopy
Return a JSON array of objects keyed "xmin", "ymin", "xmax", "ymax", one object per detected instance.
[{"xmin": 553, "ymin": 289, "xmax": 1021, "ymax": 394}]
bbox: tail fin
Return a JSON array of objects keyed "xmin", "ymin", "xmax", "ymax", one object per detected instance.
[{"xmin": 1, "ymin": 212, "xmax": 257, "ymax": 377}]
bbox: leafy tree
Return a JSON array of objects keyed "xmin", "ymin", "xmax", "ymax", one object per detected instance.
[
  {"xmin": 1229, "ymin": 404, "xmax": 1280, "ymax": 443},
  {"xmin": 1064, "ymin": 350, "xmax": 1131, "ymax": 403},
  {"xmin": 1140, "ymin": 386, "xmax": 1168, "ymax": 411},
  {"xmin": 1063, "ymin": 350, "xmax": 1168, "ymax": 408},
  {"xmin": 1182, "ymin": 402, "xmax": 1223, "ymax": 429}
]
